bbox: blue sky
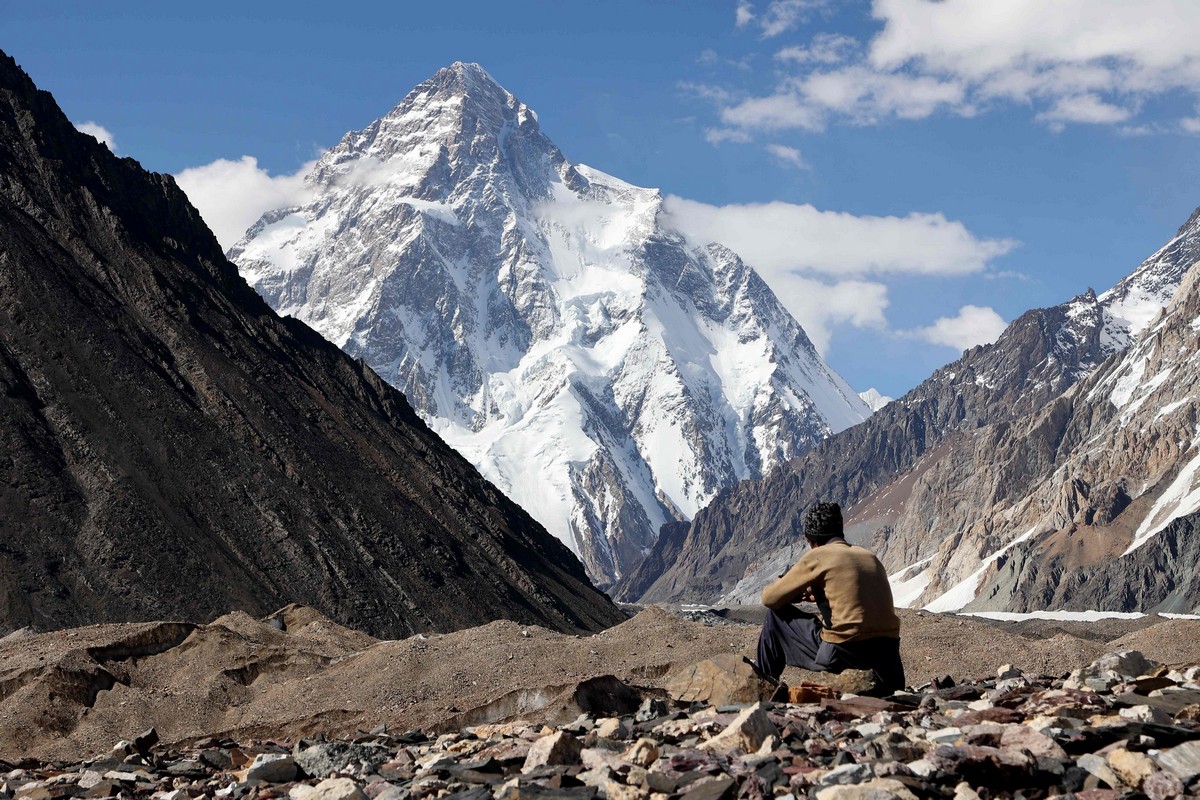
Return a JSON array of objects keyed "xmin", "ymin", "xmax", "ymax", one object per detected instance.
[{"xmin": 6, "ymin": 1, "xmax": 1200, "ymax": 397}]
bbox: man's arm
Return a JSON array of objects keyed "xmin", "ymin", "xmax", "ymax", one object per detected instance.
[{"xmin": 761, "ymin": 554, "xmax": 820, "ymax": 609}]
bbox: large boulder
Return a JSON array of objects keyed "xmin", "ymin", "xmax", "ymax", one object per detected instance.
[
  {"xmin": 666, "ymin": 655, "xmax": 774, "ymax": 706},
  {"xmin": 1065, "ymin": 651, "xmax": 1161, "ymax": 691}
]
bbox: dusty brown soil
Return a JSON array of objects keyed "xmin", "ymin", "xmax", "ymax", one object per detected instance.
[{"xmin": 2, "ymin": 605, "xmax": 1198, "ymax": 764}]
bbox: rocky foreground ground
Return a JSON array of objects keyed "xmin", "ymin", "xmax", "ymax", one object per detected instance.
[{"xmin": 2, "ymin": 607, "xmax": 1200, "ymax": 798}]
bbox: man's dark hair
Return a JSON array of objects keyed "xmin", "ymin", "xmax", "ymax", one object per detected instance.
[{"xmin": 803, "ymin": 502, "xmax": 843, "ymax": 541}]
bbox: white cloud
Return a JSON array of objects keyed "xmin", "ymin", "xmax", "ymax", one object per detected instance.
[
  {"xmin": 756, "ymin": 0, "xmax": 828, "ymax": 38},
  {"xmin": 736, "ymin": 0, "xmax": 754, "ymax": 28},
  {"xmin": 1035, "ymin": 94, "xmax": 1132, "ymax": 127},
  {"xmin": 704, "ymin": 0, "xmax": 1200, "ymax": 133},
  {"xmin": 74, "ymin": 121, "xmax": 116, "ymax": 151},
  {"xmin": 869, "ymin": 0, "xmax": 1200, "ymax": 86},
  {"xmin": 679, "ymin": 81, "xmax": 734, "ymax": 104},
  {"xmin": 697, "ymin": 49, "xmax": 752, "ymax": 71},
  {"xmin": 1181, "ymin": 117, "xmax": 1200, "ymax": 134},
  {"xmin": 795, "ymin": 66, "xmax": 966, "ymax": 122},
  {"xmin": 716, "ymin": 69, "xmax": 966, "ymax": 131},
  {"xmin": 664, "ymin": 194, "xmax": 1015, "ymax": 353},
  {"xmin": 662, "ymin": 196, "xmax": 1016, "ymax": 277},
  {"xmin": 782, "ymin": 277, "xmax": 889, "ymax": 354},
  {"xmin": 775, "ymin": 33, "xmax": 858, "ymax": 65},
  {"xmin": 705, "ymin": 127, "xmax": 754, "ymax": 144},
  {"xmin": 907, "ymin": 304, "xmax": 1007, "ymax": 351},
  {"xmin": 174, "ymin": 156, "xmax": 315, "ymax": 250},
  {"xmin": 765, "ymin": 143, "xmax": 808, "ymax": 169},
  {"xmin": 721, "ymin": 93, "xmax": 825, "ymax": 131}
]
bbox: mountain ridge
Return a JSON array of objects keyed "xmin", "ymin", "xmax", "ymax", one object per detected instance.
[
  {"xmin": 617, "ymin": 206, "xmax": 1200, "ymax": 605},
  {"xmin": 0, "ymin": 50, "xmax": 623, "ymax": 637}
]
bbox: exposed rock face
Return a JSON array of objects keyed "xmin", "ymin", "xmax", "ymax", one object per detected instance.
[
  {"xmin": 229, "ymin": 62, "xmax": 868, "ymax": 585},
  {"xmin": 888, "ymin": 257, "xmax": 1200, "ymax": 613},
  {"xmin": 0, "ymin": 50, "xmax": 623, "ymax": 637},
  {"xmin": 616, "ymin": 208, "xmax": 1200, "ymax": 605}
]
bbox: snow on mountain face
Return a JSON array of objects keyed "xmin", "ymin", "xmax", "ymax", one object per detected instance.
[
  {"xmin": 1047, "ymin": 209, "xmax": 1200, "ymax": 387},
  {"xmin": 884, "ymin": 209, "xmax": 1200, "ymax": 614},
  {"xmin": 230, "ymin": 62, "xmax": 870, "ymax": 585},
  {"xmin": 858, "ymin": 388, "xmax": 892, "ymax": 412}
]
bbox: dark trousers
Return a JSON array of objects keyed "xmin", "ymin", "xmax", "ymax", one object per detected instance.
[{"xmin": 756, "ymin": 606, "xmax": 905, "ymax": 694}]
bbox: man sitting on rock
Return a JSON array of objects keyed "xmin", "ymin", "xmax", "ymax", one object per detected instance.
[{"xmin": 754, "ymin": 502, "xmax": 905, "ymax": 695}]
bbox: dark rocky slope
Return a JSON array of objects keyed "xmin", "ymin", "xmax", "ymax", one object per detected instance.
[
  {"xmin": 988, "ymin": 512, "xmax": 1200, "ymax": 614},
  {"xmin": 617, "ymin": 210, "xmax": 1200, "ymax": 604},
  {"xmin": 0, "ymin": 51, "xmax": 623, "ymax": 637}
]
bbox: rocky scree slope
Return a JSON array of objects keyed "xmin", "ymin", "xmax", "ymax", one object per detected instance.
[
  {"xmin": 4, "ymin": 603, "xmax": 1200, "ymax": 766},
  {"xmin": 617, "ymin": 209, "xmax": 1200, "ymax": 604},
  {"xmin": 0, "ymin": 51, "xmax": 622, "ymax": 637},
  {"xmin": 879, "ymin": 256, "xmax": 1200, "ymax": 614},
  {"xmin": 229, "ymin": 62, "xmax": 869, "ymax": 586}
]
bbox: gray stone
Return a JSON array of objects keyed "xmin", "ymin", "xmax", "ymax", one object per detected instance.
[
  {"xmin": 1077, "ymin": 753, "xmax": 1121, "ymax": 789},
  {"xmin": 925, "ymin": 727, "xmax": 963, "ymax": 744},
  {"xmin": 679, "ymin": 775, "xmax": 735, "ymax": 800},
  {"xmin": 1143, "ymin": 769, "xmax": 1186, "ymax": 800},
  {"xmin": 1153, "ymin": 739, "xmax": 1200, "ymax": 783},
  {"xmin": 294, "ymin": 742, "xmax": 384, "ymax": 779},
  {"xmin": 1090, "ymin": 651, "xmax": 1160, "ymax": 681},
  {"xmin": 1119, "ymin": 704, "xmax": 1173, "ymax": 724},
  {"xmin": 522, "ymin": 732, "xmax": 582, "ymax": 772},
  {"xmin": 999, "ymin": 725, "xmax": 1066, "ymax": 759},
  {"xmin": 289, "ymin": 778, "xmax": 368, "ymax": 800},
  {"xmin": 635, "ymin": 698, "xmax": 669, "ymax": 723},
  {"xmin": 815, "ymin": 779, "xmax": 919, "ymax": 800},
  {"xmin": 245, "ymin": 753, "xmax": 297, "ymax": 783},
  {"xmin": 698, "ymin": 702, "xmax": 779, "ymax": 753},
  {"xmin": 818, "ymin": 763, "xmax": 873, "ymax": 786}
]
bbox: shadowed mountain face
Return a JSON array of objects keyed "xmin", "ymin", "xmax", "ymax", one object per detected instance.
[
  {"xmin": 617, "ymin": 208, "xmax": 1200, "ymax": 605},
  {"xmin": 0, "ymin": 51, "xmax": 624, "ymax": 637}
]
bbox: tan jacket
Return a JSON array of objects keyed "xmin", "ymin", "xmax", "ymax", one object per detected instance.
[{"xmin": 761, "ymin": 540, "xmax": 900, "ymax": 644}]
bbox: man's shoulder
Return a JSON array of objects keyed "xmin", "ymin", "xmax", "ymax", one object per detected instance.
[{"xmin": 830, "ymin": 542, "xmax": 886, "ymax": 566}]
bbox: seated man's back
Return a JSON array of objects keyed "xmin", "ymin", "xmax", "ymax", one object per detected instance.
[
  {"xmin": 762, "ymin": 539, "xmax": 900, "ymax": 643},
  {"xmin": 755, "ymin": 502, "xmax": 904, "ymax": 694}
]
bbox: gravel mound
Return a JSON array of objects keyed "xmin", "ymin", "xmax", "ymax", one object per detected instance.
[{"xmin": 3, "ymin": 606, "xmax": 1200, "ymax": 764}]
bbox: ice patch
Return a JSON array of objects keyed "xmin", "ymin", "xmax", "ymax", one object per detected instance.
[
  {"xmin": 1155, "ymin": 398, "xmax": 1191, "ymax": 420},
  {"xmin": 1108, "ymin": 356, "xmax": 1147, "ymax": 408},
  {"xmin": 889, "ymin": 559, "xmax": 932, "ymax": 609},
  {"xmin": 1124, "ymin": 446, "xmax": 1200, "ymax": 555},
  {"xmin": 961, "ymin": 610, "xmax": 1200, "ymax": 622},
  {"xmin": 923, "ymin": 525, "xmax": 1040, "ymax": 613}
]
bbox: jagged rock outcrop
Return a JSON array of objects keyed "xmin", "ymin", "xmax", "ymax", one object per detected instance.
[
  {"xmin": 991, "ymin": 512, "xmax": 1200, "ymax": 614},
  {"xmin": 228, "ymin": 62, "xmax": 868, "ymax": 586},
  {"xmin": 0, "ymin": 50, "xmax": 623, "ymax": 637},
  {"xmin": 891, "ymin": 257, "xmax": 1200, "ymax": 613},
  {"xmin": 618, "ymin": 208, "xmax": 1200, "ymax": 604}
]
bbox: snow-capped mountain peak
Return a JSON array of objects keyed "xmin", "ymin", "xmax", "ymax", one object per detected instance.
[{"xmin": 230, "ymin": 64, "xmax": 869, "ymax": 585}]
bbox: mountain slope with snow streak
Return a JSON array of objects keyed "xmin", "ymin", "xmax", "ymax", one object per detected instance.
[
  {"xmin": 619, "ymin": 207, "xmax": 1200, "ymax": 606},
  {"xmin": 230, "ymin": 63, "xmax": 869, "ymax": 585},
  {"xmin": 895, "ymin": 254, "xmax": 1200, "ymax": 616}
]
